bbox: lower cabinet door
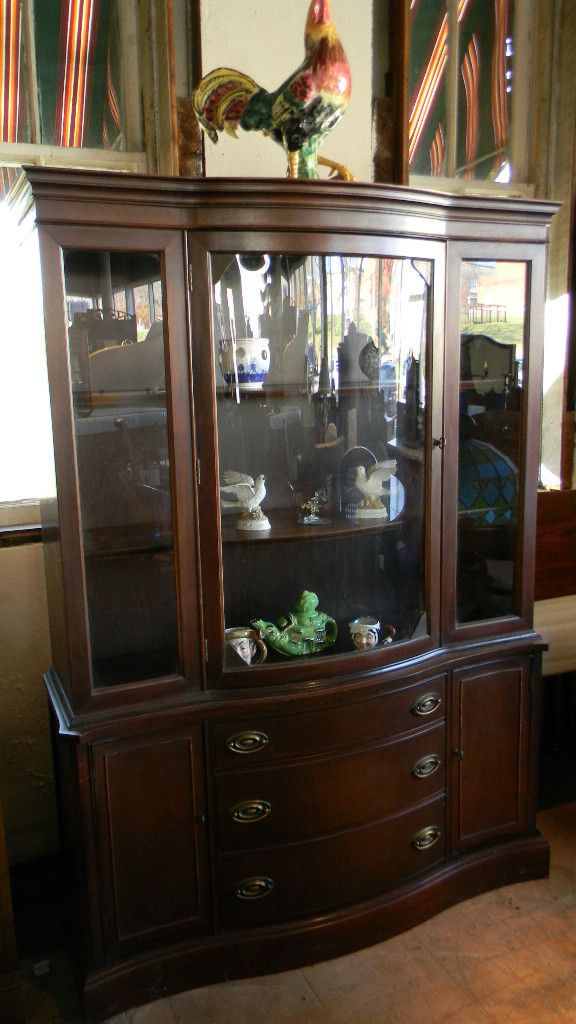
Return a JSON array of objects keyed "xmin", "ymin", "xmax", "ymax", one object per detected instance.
[
  {"xmin": 216, "ymin": 797, "xmax": 446, "ymax": 929},
  {"xmin": 92, "ymin": 726, "xmax": 210, "ymax": 956},
  {"xmin": 450, "ymin": 657, "xmax": 531, "ymax": 851}
]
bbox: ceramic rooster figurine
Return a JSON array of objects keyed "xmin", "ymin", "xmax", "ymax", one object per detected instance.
[{"xmin": 192, "ymin": 0, "xmax": 353, "ymax": 180}]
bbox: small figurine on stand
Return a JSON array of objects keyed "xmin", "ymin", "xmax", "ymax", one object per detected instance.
[
  {"xmin": 353, "ymin": 458, "xmax": 397, "ymax": 519},
  {"xmin": 297, "ymin": 489, "xmax": 331, "ymax": 525},
  {"xmin": 220, "ymin": 471, "xmax": 270, "ymax": 531}
]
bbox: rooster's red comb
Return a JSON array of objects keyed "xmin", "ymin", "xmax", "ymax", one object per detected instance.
[{"xmin": 307, "ymin": 0, "xmax": 332, "ymax": 27}]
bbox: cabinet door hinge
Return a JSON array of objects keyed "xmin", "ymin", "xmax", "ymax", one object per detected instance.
[
  {"xmin": 188, "ymin": 263, "xmax": 194, "ymax": 292},
  {"xmin": 196, "ymin": 457, "xmax": 201, "ymax": 487},
  {"xmin": 204, "ymin": 638, "xmax": 209, "ymax": 663}
]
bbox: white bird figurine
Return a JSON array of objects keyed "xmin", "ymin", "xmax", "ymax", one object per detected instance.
[
  {"xmin": 354, "ymin": 459, "xmax": 397, "ymax": 512},
  {"xmin": 220, "ymin": 471, "xmax": 270, "ymax": 531}
]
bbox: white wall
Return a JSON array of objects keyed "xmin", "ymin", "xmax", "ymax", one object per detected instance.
[{"xmin": 200, "ymin": 0, "xmax": 374, "ymax": 182}]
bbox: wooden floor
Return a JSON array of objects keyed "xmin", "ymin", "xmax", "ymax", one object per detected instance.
[{"xmin": 20, "ymin": 802, "xmax": 576, "ymax": 1024}]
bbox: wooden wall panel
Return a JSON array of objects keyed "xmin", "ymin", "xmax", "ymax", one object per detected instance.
[
  {"xmin": 0, "ymin": 800, "xmax": 24, "ymax": 1024},
  {"xmin": 535, "ymin": 490, "xmax": 576, "ymax": 601}
]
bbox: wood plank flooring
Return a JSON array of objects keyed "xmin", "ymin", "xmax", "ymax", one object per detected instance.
[{"xmin": 20, "ymin": 803, "xmax": 576, "ymax": 1024}]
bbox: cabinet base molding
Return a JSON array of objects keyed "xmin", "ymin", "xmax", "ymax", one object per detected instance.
[{"xmin": 82, "ymin": 832, "xmax": 549, "ymax": 1023}]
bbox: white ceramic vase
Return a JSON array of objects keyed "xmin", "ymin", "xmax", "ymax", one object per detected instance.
[{"xmin": 219, "ymin": 337, "xmax": 270, "ymax": 391}]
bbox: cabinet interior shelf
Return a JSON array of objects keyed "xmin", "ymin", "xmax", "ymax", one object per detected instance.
[
  {"xmin": 220, "ymin": 509, "xmax": 405, "ymax": 544},
  {"xmin": 83, "ymin": 525, "xmax": 173, "ymax": 559},
  {"xmin": 216, "ymin": 381, "xmax": 385, "ymax": 401}
]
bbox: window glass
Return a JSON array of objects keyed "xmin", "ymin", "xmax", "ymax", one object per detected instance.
[
  {"xmin": 410, "ymin": 0, "xmax": 514, "ymax": 181},
  {"xmin": 35, "ymin": 0, "xmax": 128, "ymax": 149},
  {"xmin": 0, "ymin": 0, "xmax": 134, "ymax": 154},
  {"xmin": 409, "ymin": 0, "xmax": 449, "ymax": 176},
  {"xmin": 0, "ymin": 0, "xmax": 29, "ymax": 143}
]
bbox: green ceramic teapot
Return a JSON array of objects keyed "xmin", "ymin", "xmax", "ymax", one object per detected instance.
[{"xmin": 252, "ymin": 591, "xmax": 337, "ymax": 657}]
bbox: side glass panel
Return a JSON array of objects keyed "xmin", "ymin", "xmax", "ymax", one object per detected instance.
[
  {"xmin": 63, "ymin": 250, "xmax": 179, "ymax": 686},
  {"xmin": 457, "ymin": 260, "xmax": 527, "ymax": 622},
  {"xmin": 211, "ymin": 253, "xmax": 430, "ymax": 670}
]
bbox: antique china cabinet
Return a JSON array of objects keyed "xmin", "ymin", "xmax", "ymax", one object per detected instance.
[{"xmin": 22, "ymin": 167, "xmax": 556, "ymax": 1020}]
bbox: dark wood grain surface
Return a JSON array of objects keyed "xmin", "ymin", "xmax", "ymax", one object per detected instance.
[
  {"xmin": 23, "ymin": 168, "xmax": 556, "ymax": 1022},
  {"xmin": 535, "ymin": 489, "xmax": 576, "ymax": 600},
  {"xmin": 0, "ymin": 801, "xmax": 24, "ymax": 1024}
]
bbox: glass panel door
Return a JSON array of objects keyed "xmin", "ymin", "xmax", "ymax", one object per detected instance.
[
  {"xmin": 210, "ymin": 252, "xmax": 431, "ymax": 671},
  {"xmin": 457, "ymin": 260, "xmax": 527, "ymax": 622},
  {"xmin": 63, "ymin": 249, "xmax": 178, "ymax": 686}
]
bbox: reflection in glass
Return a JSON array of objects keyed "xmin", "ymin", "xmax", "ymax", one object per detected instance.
[
  {"xmin": 409, "ymin": 0, "xmax": 450, "ymax": 176},
  {"xmin": 0, "ymin": 1, "xmax": 135, "ymax": 162},
  {"xmin": 211, "ymin": 253, "xmax": 431, "ymax": 667},
  {"xmin": 409, "ymin": 0, "xmax": 514, "ymax": 181},
  {"xmin": 35, "ymin": 1, "xmax": 131, "ymax": 150},
  {"xmin": 64, "ymin": 250, "xmax": 178, "ymax": 686},
  {"xmin": 457, "ymin": 260, "xmax": 526, "ymax": 622}
]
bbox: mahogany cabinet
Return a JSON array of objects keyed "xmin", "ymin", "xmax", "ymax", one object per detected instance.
[{"xmin": 20, "ymin": 168, "xmax": 557, "ymax": 1021}]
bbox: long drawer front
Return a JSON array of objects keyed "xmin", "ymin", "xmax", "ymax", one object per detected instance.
[
  {"xmin": 212, "ymin": 675, "xmax": 446, "ymax": 768},
  {"xmin": 215, "ymin": 723, "xmax": 446, "ymax": 850},
  {"xmin": 216, "ymin": 796, "xmax": 446, "ymax": 929}
]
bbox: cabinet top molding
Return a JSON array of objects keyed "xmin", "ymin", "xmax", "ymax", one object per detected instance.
[{"xmin": 19, "ymin": 166, "xmax": 560, "ymax": 242}]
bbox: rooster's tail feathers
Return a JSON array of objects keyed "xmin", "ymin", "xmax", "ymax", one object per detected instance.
[{"xmin": 192, "ymin": 68, "xmax": 260, "ymax": 142}]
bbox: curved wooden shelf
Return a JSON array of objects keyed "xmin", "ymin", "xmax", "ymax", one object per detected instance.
[
  {"xmin": 220, "ymin": 508, "xmax": 406, "ymax": 544},
  {"xmin": 83, "ymin": 524, "xmax": 173, "ymax": 559},
  {"xmin": 215, "ymin": 381, "xmax": 383, "ymax": 401}
]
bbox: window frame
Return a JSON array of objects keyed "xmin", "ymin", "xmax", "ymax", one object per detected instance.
[{"xmin": 0, "ymin": 0, "xmax": 180, "ymax": 527}]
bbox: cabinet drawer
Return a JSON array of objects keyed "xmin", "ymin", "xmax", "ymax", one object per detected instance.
[
  {"xmin": 216, "ymin": 797, "xmax": 446, "ymax": 929},
  {"xmin": 212, "ymin": 676, "xmax": 446, "ymax": 767},
  {"xmin": 215, "ymin": 723, "xmax": 446, "ymax": 850}
]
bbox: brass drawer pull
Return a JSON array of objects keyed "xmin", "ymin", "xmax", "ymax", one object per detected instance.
[
  {"xmin": 231, "ymin": 799, "xmax": 272, "ymax": 823},
  {"xmin": 411, "ymin": 692, "xmax": 442, "ymax": 717},
  {"xmin": 226, "ymin": 730, "xmax": 269, "ymax": 754},
  {"xmin": 412, "ymin": 754, "xmax": 441, "ymax": 779},
  {"xmin": 235, "ymin": 876, "xmax": 275, "ymax": 900},
  {"xmin": 412, "ymin": 825, "xmax": 441, "ymax": 851}
]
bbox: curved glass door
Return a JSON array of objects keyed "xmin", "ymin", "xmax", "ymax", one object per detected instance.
[{"xmin": 211, "ymin": 252, "xmax": 431, "ymax": 671}]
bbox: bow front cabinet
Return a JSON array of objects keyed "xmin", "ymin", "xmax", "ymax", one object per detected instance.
[{"xmin": 23, "ymin": 168, "xmax": 557, "ymax": 1020}]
